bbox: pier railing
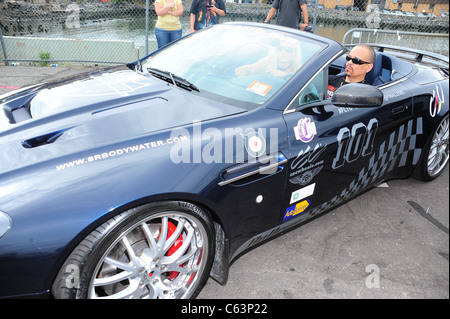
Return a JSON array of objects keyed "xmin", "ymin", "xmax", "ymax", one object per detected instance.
[{"xmin": 342, "ymin": 28, "xmax": 449, "ymax": 57}]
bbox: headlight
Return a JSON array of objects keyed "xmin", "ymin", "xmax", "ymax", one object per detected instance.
[{"xmin": 0, "ymin": 211, "xmax": 12, "ymax": 239}]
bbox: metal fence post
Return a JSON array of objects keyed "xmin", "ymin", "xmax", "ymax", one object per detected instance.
[
  {"xmin": 146, "ymin": 0, "xmax": 150, "ymax": 56},
  {"xmin": 313, "ymin": 0, "xmax": 319, "ymax": 33},
  {"xmin": 0, "ymin": 27, "xmax": 8, "ymax": 66}
]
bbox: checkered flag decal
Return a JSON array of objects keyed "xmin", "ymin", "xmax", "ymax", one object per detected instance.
[
  {"xmin": 234, "ymin": 117, "xmax": 425, "ymax": 257},
  {"xmin": 306, "ymin": 117, "xmax": 423, "ymax": 220}
]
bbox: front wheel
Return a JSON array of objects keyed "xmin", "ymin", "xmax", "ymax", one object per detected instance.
[
  {"xmin": 414, "ymin": 114, "xmax": 449, "ymax": 181},
  {"xmin": 52, "ymin": 201, "xmax": 215, "ymax": 299}
]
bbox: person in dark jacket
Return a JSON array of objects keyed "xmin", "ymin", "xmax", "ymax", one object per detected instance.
[
  {"xmin": 263, "ymin": 0, "xmax": 309, "ymax": 30},
  {"xmin": 190, "ymin": 0, "xmax": 226, "ymax": 32}
]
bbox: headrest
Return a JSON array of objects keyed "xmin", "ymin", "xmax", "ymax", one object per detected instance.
[{"xmin": 365, "ymin": 51, "xmax": 383, "ymax": 86}]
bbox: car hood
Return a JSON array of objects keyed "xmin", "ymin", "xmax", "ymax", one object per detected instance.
[{"xmin": 0, "ymin": 67, "xmax": 246, "ymax": 175}]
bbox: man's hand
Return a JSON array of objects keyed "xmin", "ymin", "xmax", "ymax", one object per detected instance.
[{"xmin": 209, "ymin": 5, "xmax": 225, "ymax": 16}]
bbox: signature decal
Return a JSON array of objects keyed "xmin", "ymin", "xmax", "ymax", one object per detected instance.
[
  {"xmin": 429, "ymin": 84, "xmax": 444, "ymax": 118},
  {"xmin": 290, "ymin": 143, "xmax": 326, "ymax": 171}
]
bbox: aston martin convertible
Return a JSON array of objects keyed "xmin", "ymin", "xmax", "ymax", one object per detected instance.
[{"xmin": 0, "ymin": 22, "xmax": 448, "ymax": 299}]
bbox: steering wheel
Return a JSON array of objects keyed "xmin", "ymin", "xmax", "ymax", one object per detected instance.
[
  {"xmin": 298, "ymin": 83, "xmax": 320, "ymax": 104},
  {"xmin": 301, "ymin": 92, "xmax": 320, "ymax": 103}
]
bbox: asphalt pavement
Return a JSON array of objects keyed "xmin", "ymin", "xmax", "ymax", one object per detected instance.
[
  {"xmin": 0, "ymin": 65, "xmax": 99, "ymax": 95},
  {"xmin": 0, "ymin": 65, "xmax": 448, "ymax": 299}
]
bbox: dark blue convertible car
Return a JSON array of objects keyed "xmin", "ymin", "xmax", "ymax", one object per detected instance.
[{"xmin": 0, "ymin": 22, "xmax": 448, "ymax": 299}]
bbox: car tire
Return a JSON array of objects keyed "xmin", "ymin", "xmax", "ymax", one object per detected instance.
[
  {"xmin": 413, "ymin": 114, "xmax": 449, "ymax": 181},
  {"xmin": 52, "ymin": 201, "xmax": 215, "ymax": 299}
]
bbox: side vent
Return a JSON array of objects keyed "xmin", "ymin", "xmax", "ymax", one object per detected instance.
[{"xmin": 22, "ymin": 129, "xmax": 68, "ymax": 149}]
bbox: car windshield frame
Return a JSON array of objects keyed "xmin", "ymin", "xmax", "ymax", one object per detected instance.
[{"xmin": 142, "ymin": 23, "xmax": 327, "ymax": 110}]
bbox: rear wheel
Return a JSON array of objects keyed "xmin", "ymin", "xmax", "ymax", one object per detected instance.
[
  {"xmin": 52, "ymin": 201, "xmax": 215, "ymax": 299},
  {"xmin": 414, "ymin": 114, "xmax": 449, "ymax": 181}
]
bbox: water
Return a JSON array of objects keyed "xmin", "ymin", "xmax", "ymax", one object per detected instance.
[
  {"xmin": 45, "ymin": 17, "xmax": 157, "ymax": 48},
  {"xmin": 5, "ymin": 13, "xmax": 446, "ymax": 58},
  {"xmin": 7, "ymin": 15, "xmax": 353, "ymax": 50}
]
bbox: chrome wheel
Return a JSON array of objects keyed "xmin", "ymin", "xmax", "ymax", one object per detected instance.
[
  {"xmin": 88, "ymin": 212, "xmax": 209, "ymax": 299},
  {"xmin": 52, "ymin": 202, "xmax": 214, "ymax": 299},
  {"xmin": 427, "ymin": 116, "xmax": 449, "ymax": 177}
]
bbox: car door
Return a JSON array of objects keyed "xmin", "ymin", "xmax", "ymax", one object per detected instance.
[{"xmin": 280, "ymin": 67, "xmax": 416, "ymax": 226}]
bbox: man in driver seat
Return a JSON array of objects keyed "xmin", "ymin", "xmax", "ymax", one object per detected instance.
[{"xmin": 327, "ymin": 44, "xmax": 375, "ymax": 98}]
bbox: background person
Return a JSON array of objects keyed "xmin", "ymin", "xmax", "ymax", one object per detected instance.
[
  {"xmin": 154, "ymin": 0, "xmax": 184, "ymax": 49},
  {"xmin": 263, "ymin": 0, "xmax": 309, "ymax": 31},
  {"xmin": 190, "ymin": 0, "xmax": 226, "ymax": 33}
]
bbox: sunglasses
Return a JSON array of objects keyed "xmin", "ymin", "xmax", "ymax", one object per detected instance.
[{"xmin": 346, "ymin": 55, "xmax": 371, "ymax": 65}]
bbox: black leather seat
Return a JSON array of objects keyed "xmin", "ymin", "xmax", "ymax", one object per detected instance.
[
  {"xmin": 365, "ymin": 52, "xmax": 392, "ymax": 86},
  {"xmin": 365, "ymin": 52, "xmax": 383, "ymax": 85}
]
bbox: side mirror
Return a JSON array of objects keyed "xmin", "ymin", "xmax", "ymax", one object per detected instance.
[{"xmin": 332, "ymin": 83, "xmax": 383, "ymax": 107}]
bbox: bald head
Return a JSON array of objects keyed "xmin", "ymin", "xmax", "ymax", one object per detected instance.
[
  {"xmin": 345, "ymin": 44, "xmax": 375, "ymax": 83},
  {"xmin": 355, "ymin": 44, "xmax": 376, "ymax": 64}
]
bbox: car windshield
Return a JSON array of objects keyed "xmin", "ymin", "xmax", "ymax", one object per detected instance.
[{"xmin": 142, "ymin": 23, "xmax": 326, "ymax": 109}]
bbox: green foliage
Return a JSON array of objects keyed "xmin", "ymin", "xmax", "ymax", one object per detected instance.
[{"xmin": 39, "ymin": 51, "xmax": 50, "ymax": 67}]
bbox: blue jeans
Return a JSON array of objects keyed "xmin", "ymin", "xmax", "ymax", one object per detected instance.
[{"xmin": 154, "ymin": 27, "xmax": 182, "ymax": 49}]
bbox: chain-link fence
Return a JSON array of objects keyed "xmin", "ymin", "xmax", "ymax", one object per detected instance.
[{"xmin": 0, "ymin": 0, "xmax": 448, "ymax": 66}]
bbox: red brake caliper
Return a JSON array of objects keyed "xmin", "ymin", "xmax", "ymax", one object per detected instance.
[
  {"xmin": 165, "ymin": 221, "xmax": 183, "ymax": 280},
  {"xmin": 158, "ymin": 220, "xmax": 202, "ymax": 285}
]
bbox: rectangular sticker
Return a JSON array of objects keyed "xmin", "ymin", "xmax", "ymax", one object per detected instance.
[
  {"xmin": 247, "ymin": 81, "xmax": 272, "ymax": 96},
  {"xmin": 283, "ymin": 199, "xmax": 311, "ymax": 222},
  {"xmin": 290, "ymin": 183, "xmax": 315, "ymax": 204}
]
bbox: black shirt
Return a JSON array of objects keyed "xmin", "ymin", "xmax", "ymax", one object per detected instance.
[
  {"xmin": 327, "ymin": 74, "xmax": 365, "ymax": 98},
  {"xmin": 272, "ymin": 0, "xmax": 307, "ymax": 29}
]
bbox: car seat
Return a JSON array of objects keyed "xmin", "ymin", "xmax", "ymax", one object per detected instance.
[{"xmin": 365, "ymin": 51, "xmax": 383, "ymax": 86}]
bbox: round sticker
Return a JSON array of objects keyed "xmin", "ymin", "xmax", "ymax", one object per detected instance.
[
  {"xmin": 242, "ymin": 129, "xmax": 266, "ymax": 158},
  {"xmin": 248, "ymin": 135, "xmax": 263, "ymax": 153}
]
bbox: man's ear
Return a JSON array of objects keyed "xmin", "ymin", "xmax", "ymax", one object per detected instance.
[{"xmin": 366, "ymin": 63, "xmax": 374, "ymax": 73}]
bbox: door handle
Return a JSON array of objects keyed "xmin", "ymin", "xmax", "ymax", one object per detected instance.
[
  {"xmin": 391, "ymin": 105, "xmax": 407, "ymax": 115},
  {"xmin": 219, "ymin": 152, "xmax": 287, "ymax": 186}
]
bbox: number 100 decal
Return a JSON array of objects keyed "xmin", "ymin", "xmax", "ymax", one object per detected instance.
[{"xmin": 332, "ymin": 118, "xmax": 379, "ymax": 169}]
